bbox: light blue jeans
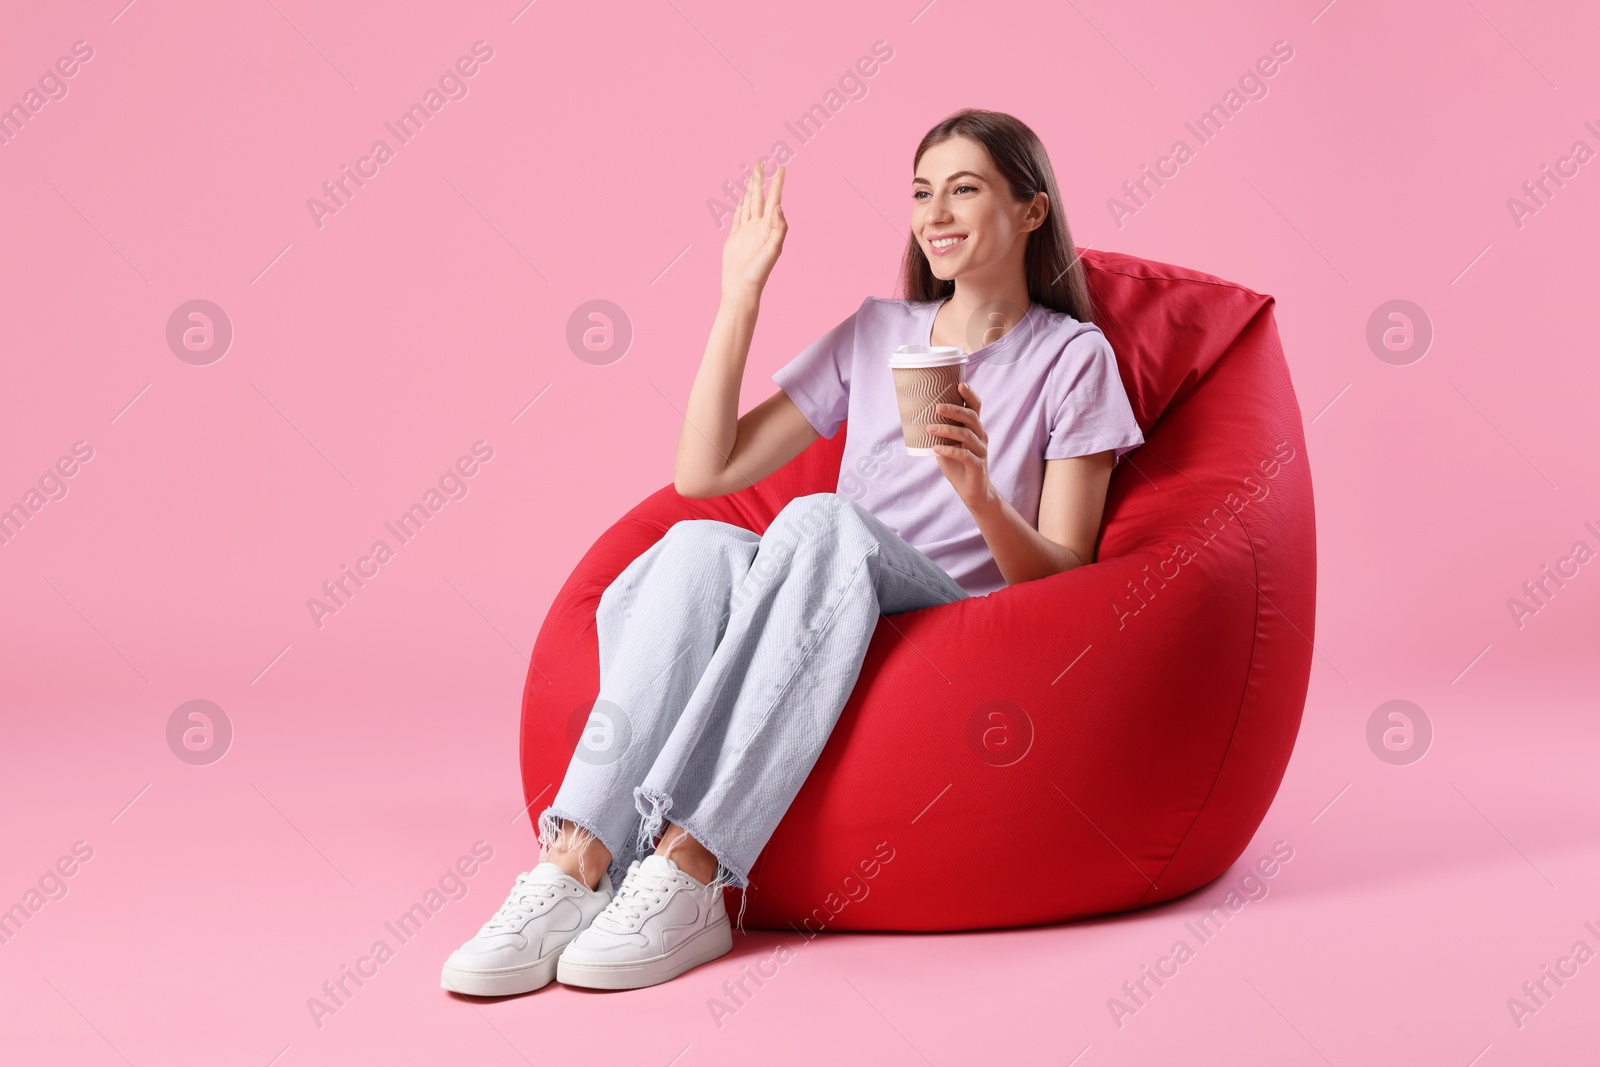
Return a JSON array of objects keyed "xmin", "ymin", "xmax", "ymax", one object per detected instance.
[{"xmin": 536, "ymin": 492, "xmax": 970, "ymax": 930}]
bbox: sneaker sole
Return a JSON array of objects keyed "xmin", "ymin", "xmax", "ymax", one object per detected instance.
[
  {"xmin": 556, "ymin": 919, "xmax": 734, "ymax": 990},
  {"xmin": 441, "ymin": 947, "xmax": 563, "ymax": 997}
]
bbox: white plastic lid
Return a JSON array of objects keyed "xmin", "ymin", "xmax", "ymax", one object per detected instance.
[{"xmin": 890, "ymin": 344, "xmax": 968, "ymax": 368}]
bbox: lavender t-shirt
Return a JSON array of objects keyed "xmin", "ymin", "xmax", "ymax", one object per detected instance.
[{"xmin": 771, "ymin": 296, "xmax": 1145, "ymax": 597}]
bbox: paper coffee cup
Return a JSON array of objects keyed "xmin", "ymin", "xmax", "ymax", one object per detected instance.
[{"xmin": 891, "ymin": 345, "xmax": 969, "ymax": 456}]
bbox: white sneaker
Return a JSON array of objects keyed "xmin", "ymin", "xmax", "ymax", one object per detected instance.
[
  {"xmin": 556, "ymin": 854, "xmax": 733, "ymax": 990},
  {"xmin": 440, "ymin": 862, "xmax": 613, "ymax": 996}
]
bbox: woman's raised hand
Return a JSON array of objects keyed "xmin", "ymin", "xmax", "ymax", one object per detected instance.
[{"xmin": 721, "ymin": 159, "xmax": 787, "ymax": 302}]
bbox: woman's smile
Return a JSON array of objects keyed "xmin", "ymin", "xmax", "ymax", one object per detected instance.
[{"xmin": 928, "ymin": 233, "xmax": 969, "ymax": 256}]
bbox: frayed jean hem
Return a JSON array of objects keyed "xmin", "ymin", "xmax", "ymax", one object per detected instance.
[
  {"xmin": 536, "ymin": 807, "xmax": 632, "ymax": 896},
  {"xmin": 634, "ymin": 784, "xmax": 752, "ymax": 934}
]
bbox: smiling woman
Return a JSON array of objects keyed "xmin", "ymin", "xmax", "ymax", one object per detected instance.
[
  {"xmin": 453, "ymin": 109, "xmax": 1161, "ymax": 998},
  {"xmin": 870, "ymin": 113, "xmax": 1143, "ymax": 588}
]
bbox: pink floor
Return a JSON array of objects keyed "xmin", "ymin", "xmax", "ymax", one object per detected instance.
[{"xmin": 4, "ymin": 676, "xmax": 1595, "ymax": 1066}]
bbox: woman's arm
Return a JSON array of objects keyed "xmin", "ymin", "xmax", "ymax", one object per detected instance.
[
  {"xmin": 968, "ymin": 451, "xmax": 1115, "ymax": 585},
  {"xmin": 675, "ymin": 372, "xmax": 819, "ymax": 497},
  {"xmin": 927, "ymin": 380, "xmax": 1115, "ymax": 586},
  {"xmin": 674, "ymin": 160, "xmax": 819, "ymax": 499}
]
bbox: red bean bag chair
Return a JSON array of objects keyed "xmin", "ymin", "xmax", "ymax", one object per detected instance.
[{"xmin": 519, "ymin": 248, "xmax": 1316, "ymax": 931}]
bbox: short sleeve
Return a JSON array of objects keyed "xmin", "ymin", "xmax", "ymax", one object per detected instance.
[
  {"xmin": 771, "ymin": 297, "xmax": 868, "ymax": 439},
  {"xmin": 1044, "ymin": 327, "xmax": 1145, "ymax": 464}
]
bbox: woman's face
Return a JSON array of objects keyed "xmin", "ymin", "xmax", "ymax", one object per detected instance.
[{"xmin": 912, "ymin": 136, "xmax": 1046, "ymax": 286}]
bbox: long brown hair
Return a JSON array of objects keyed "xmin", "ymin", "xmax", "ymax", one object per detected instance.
[{"xmin": 898, "ymin": 108, "xmax": 1096, "ymax": 323}]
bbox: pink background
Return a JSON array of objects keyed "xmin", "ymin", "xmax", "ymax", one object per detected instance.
[{"xmin": 2, "ymin": 0, "xmax": 1596, "ymax": 1064}]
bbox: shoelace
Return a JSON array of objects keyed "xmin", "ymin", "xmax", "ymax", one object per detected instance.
[
  {"xmin": 482, "ymin": 872, "xmax": 562, "ymax": 933},
  {"xmin": 599, "ymin": 868, "xmax": 676, "ymax": 929}
]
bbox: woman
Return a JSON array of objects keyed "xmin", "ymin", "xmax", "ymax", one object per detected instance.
[{"xmin": 441, "ymin": 108, "xmax": 1144, "ymax": 996}]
